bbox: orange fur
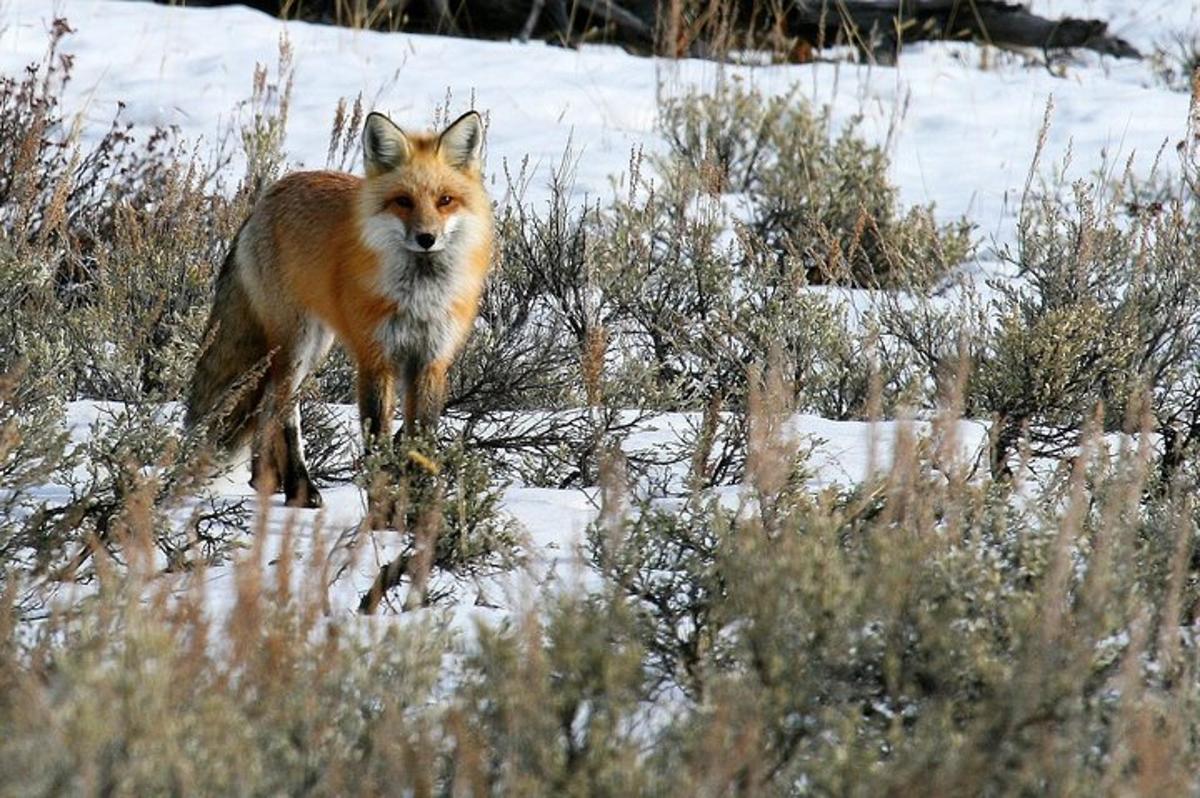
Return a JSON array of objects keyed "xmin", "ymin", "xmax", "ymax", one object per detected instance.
[
  {"xmin": 186, "ymin": 111, "xmax": 493, "ymax": 508},
  {"xmin": 254, "ymin": 166, "xmax": 490, "ymax": 369}
]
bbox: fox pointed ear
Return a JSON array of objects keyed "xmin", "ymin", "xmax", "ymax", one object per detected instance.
[
  {"xmin": 362, "ymin": 112, "xmax": 411, "ymax": 176},
  {"xmin": 437, "ymin": 111, "xmax": 484, "ymax": 171}
]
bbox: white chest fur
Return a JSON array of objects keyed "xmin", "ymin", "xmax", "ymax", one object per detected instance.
[
  {"xmin": 361, "ymin": 214, "xmax": 476, "ymax": 369},
  {"xmin": 376, "ymin": 254, "xmax": 464, "ymax": 367}
]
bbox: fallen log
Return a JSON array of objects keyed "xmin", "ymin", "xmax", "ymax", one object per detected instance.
[
  {"xmin": 160, "ymin": 1, "xmax": 1141, "ymax": 63},
  {"xmin": 780, "ymin": 1, "xmax": 1141, "ymax": 64}
]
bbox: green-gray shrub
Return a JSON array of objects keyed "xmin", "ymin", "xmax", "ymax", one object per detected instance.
[{"xmin": 660, "ymin": 78, "xmax": 974, "ymax": 287}]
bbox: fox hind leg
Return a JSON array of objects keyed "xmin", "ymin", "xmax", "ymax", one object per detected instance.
[
  {"xmin": 280, "ymin": 398, "xmax": 320, "ymax": 508},
  {"xmin": 249, "ymin": 423, "xmax": 287, "ymax": 495},
  {"xmin": 260, "ymin": 322, "xmax": 333, "ymax": 509}
]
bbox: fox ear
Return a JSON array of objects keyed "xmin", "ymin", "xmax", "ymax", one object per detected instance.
[
  {"xmin": 362, "ymin": 112, "xmax": 411, "ymax": 176},
  {"xmin": 437, "ymin": 111, "xmax": 484, "ymax": 171}
]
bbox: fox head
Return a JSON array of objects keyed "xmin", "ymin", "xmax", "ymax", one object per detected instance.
[{"xmin": 359, "ymin": 110, "xmax": 489, "ymax": 255}]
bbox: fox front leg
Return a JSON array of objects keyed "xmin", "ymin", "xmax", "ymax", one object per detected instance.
[
  {"xmin": 357, "ymin": 366, "xmax": 396, "ymax": 454},
  {"xmin": 401, "ymin": 359, "xmax": 448, "ymax": 441},
  {"xmin": 358, "ymin": 365, "xmax": 404, "ymax": 528}
]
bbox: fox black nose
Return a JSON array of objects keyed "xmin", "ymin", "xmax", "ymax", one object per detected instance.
[{"xmin": 416, "ymin": 233, "xmax": 436, "ymax": 250}]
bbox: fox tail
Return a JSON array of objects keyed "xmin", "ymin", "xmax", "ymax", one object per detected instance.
[{"xmin": 184, "ymin": 232, "xmax": 272, "ymax": 451}]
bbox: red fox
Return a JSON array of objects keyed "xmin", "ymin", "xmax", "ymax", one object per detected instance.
[{"xmin": 185, "ymin": 111, "xmax": 494, "ymax": 508}]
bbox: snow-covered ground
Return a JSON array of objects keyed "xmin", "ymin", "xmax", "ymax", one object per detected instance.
[
  {"xmin": 1, "ymin": 0, "xmax": 1192, "ymax": 622},
  {"xmin": 1, "ymin": 0, "xmax": 1191, "ymax": 245},
  {"xmin": 45, "ymin": 400, "xmax": 989, "ymax": 621}
]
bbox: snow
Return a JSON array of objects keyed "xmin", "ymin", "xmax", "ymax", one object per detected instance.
[
  {"xmin": 2, "ymin": 0, "xmax": 1191, "ymax": 247},
  {"xmin": 1, "ymin": 0, "xmax": 1190, "ymax": 623},
  {"xmin": 45, "ymin": 400, "xmax": 985, "ymax": 623}
]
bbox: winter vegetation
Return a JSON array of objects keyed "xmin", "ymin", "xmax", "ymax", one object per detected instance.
[{"xmin": 3, "ymin": 0, "xmax": 1200, "ymax": 794}]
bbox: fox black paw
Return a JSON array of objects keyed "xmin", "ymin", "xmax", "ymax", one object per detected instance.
[{"xmin": 285, "ymin": 485, "xmax": 323, "ymax": 509}]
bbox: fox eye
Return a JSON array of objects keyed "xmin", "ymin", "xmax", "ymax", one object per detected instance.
[
  {"xmin": 436, "ymin": 194, "xmax": 454, "ymax": 208},
  {"xmin": 392, "ymin": 195, "xmax": 413, "ymax": 209}
]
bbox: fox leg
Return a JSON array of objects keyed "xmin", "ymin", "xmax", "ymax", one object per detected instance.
[
  {"xmin": 358, "ymin": 363, "xmax": 398, "ymax": 528},
  {"xmin": 279, "ymin": 402, "xmax": 321, "ymax": 508},
  {"xmin": 249, "ymin": 422, "xmax": 286, "ymax": 495},
  {"xmin": 255, "ymin": 324, "xmax": 331, "ymax": 509},
  {"xmin": 249, "ymin": 348, "xmax": 287, "ymax": 495},
  {"xmin": 402, "ymin": 359, "xmax": 449, "ymax": 439},
  {"xmin": 357, "ymin": 363, "xmax": 395, "ymax": 454},
  {"xmin": 280, "ymin": 324, "xmax": 333, "ymax": 508},
  {"xmin": 258, "ymin": 367, "xmax": 320, "ymax": 508}
]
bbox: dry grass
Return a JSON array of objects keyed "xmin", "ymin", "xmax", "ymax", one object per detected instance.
[{"xmin": 5, "ymin": 378, "xmax": 1198, "ymax": 794}]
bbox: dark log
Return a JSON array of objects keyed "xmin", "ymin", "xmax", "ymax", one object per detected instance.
[
  {"xmin": 155, "ymin": 1, "xmax": 1140, "ymax": 63},
  {"xmin": 576, "ymin": 0, "xmax": 655, "ymax": 44},
  {"xmin": 781, "ymin": 1, "xmax": 1140, "ymax": 63},
  {"xmin": 973, "ymin": 4, "xmax": 1140, "ymax": 58}
]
